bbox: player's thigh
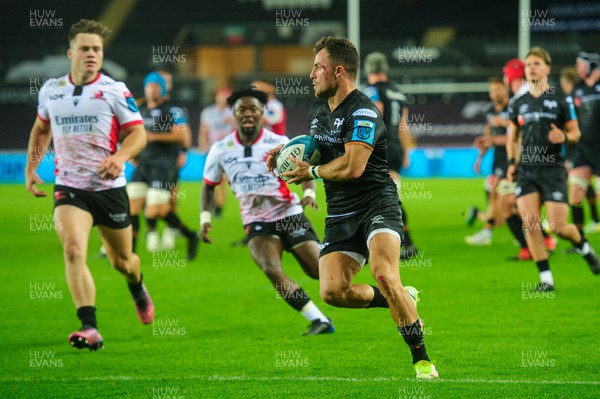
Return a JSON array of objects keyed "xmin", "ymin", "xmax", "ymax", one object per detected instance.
[
  {"xmin": 127, "ymin": 182, "xmax": 148, "ymax": 214},
  {"xmin": 516, "ymin": 192, "xmax": 542, "ymax": 229},
  {"xmin": 145, "ymin": 189, "xmax": 171, "ymax": 217},
  {"xmin": 369, "ymin": 231, "xmax": 402, "ymax": 283},
  {"xmin": 98, "ymin": 224, "xmax": 134, "ymax": 264},
  {"xmin": 569, "ymin": 166, "xmax": 592, "ymax": 203},
  {"xmin": 319, "ymin": 252, "xmax": 362, "ymax": 293},
  {"xmin": 54, "ymin": 205, "xmax": 94, "ymax": 256},
  {"xmin": 248, "ymin": 235, "xmax": 284, "ymax": 274}
]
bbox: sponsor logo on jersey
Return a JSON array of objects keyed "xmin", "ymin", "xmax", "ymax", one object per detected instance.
[
  {"xmin": 517, "ymin": 115, "xmax": 525, "ymax": 126},
  {"xmin": 370, "ymin": 215, "xmax": 385, "ymax": 224},
  {"xmin": 351, "ymin": 120, "xmax": 376, "ymax": 144},
  {"xmin": 311, "ymin": 118, "xmax": 318, "ymax": 127},
  {"xmin": 351, "ymin": 108, "xmax": 378, "ymax": 118},
  {"xmin": 54, "ymin": 115, "xmax": 99, "ymax": 125},
  {"xmin": 57, "ymin": 80, "xmax": 67, "ymax": 87},
  {"xmin": 92, "ymin": 90, "xmax": 104, "ymax": 100},
  {"xmin": 223, "ymin": 157, "xmax": 238, "ymax": 164},
  {"xmin": 49, "ymin": 94, "xmax": 64, "ymax": 100},
  {"xmin": 543, "ymin": 100, "xmax": 557, "ymax": 109},
  {"xmin": 519, "ymin": 104, "xmax": 529, "ymax": 114},
  {"xmin": 124, "ymin": 91, "xmax": 138, "ymax": 112},
  {"xmin": 334, "ymin": 118, "xmax": 344, "ymax": 129}
]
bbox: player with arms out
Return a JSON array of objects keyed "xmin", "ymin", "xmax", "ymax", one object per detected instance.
[
  {"xmin": 507, "ymin": 47, "xmax": 600, "ymax": 291},
  {"xmin": 200, "ymin": 88, "xmax": 333, "ymax": 335},
  {"xmin": 25, "ymin": 19, "xmax": 154, "ymax": 350},
  {"xmin": 268, "ymin": 37, "xmax": 437, "ymax": 378}
]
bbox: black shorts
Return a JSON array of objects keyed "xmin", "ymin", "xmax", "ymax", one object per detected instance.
[
  {"xmin": 515, "ymin": 166, "xmax": 568, "ymax": 203},
  {"xmin": 54, "ymin": 185, "xmax": 131, "ymax": 228},
  {"xmin": 244, "ymin": 213, "xmax": 319, "ymax": 252},
  {"xmin": 493, "ymin": 156, "xmax": 508, "ymax": 179},
  {"xmin": 132, "ymin": 160, "xmax": 178, "ymax": 190},
  {"xmin": 570, "ymin": 144, "xmax": 600, "ymax": 176},
  {"xmin": 387, "ymin": 142, "xmax": 404, "ymax": 173},
  {"xmin": 320, "ymin": 194, "xmax": 404, "ymax": 260}
]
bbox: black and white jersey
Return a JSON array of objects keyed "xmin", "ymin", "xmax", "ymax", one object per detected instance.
[
  {"xmin": 308, "ymin": 89, "xmax": 396, "ymax": 215},
  {"xmin": 508, "ymin": 87, "xmax": 577, "ymax": 167}
]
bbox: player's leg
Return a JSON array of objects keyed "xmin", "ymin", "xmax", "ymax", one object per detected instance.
[
  {"xmin": 54, "ymin": 201, "xmax": 104, "ymax": 350},
  {"xmin": 143, "ymin": 189, "xmax": 171, "ymax": 252},
  {"xmin": 568, "ymin": 166, "xmax": 592, "ymax": 238},
  {"xmin": 546, "ymin": 200, "xmax": 600, "ymax": 274},
  {"xmin": 98, "ymin": 224, "xmax": 155, "ymax": 324},
  {"xmin": 161, "ymin": 184, "xmax": 180, "ymax": 250},
  {"xmin": 54, "ymin": 205, "xmax": 95, "ymax": 319},
  {"xmin": 390, "ymin": 170, "xmax": 419, "ymax": 258},
  {"xmin": 248, "ymin": 235, "xmax": 331, "ymax": 334},
  {"xmin": 585, "ymin": 181, "xmax": 600, "ymax": 232},
  {"xmin": 517, "ymin": 192, "xmax": 553, "ymax": 289},
  {"xmin": 319, "ymin": 252, "xmax": 374, "ymax": 307},
  {"xmin": 466, "ymin": 175, "xmax": 499, "ymax": 246},
  {"xmin": 126, "ymin": 182, "xmax": 147, "ymax": 253},
  {"xmin": 369, "ymin": 231, "xmax": 434, "ymax": 375}
]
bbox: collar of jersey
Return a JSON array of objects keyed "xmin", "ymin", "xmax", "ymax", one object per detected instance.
[
  {"xmin": 234, "ymin": 128, "xmax": 264, "ymax": 146},
  {"xmin": 68, "ymin": 73, "xmax": 102, "ymax": 86}
]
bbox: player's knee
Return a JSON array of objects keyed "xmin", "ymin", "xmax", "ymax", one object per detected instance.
[
  {"xmin": 263, "ymin": 264, "xmax": 284, "ymax": 282},
  {"xmin": 63, "ymin": 241, "xmax": 86, "ymax": 264},
  {"xmin": 320, "ymin": 286, "xmax": 347, "ymax": 306}
]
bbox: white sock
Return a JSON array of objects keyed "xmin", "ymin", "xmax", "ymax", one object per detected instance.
[
  {"xmin": 539, "ymin": 270, "xmax": 554, "ymax": 286},
  {"xmin": 300, "ymin": 301, "xmax": 329, "ymax": 323}
]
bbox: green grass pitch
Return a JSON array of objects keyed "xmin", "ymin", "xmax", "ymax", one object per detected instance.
[{"xmin": 1, "ymin": 179, "xmax": 599, "ymax": 398}]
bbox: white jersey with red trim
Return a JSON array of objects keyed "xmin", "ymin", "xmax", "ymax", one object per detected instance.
[
  {"xmin": 37, "ymin": 73, "xmax": 143, "ymax": 191},
  {"xmin": 203, "ymin": 128, "xmax": 302, "ymax": 224}
]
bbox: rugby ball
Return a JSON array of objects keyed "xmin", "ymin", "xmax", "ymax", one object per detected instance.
[{"xmin": 276, "ymin": 135, "xmax": 321, "ymax": 181}]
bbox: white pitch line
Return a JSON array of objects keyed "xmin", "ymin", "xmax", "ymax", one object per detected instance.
[{"xmin": 2, "ymin": 375, "xmax": 599, "ymax": 386}]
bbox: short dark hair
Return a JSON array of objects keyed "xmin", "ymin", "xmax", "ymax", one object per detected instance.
[
  {"xmin": 69, "ymin": 19, "xmax": 111, "ymax": 43},
  {"xmin": 314, "ymin": 36, "xmax": 359, "ymax": 80},
  {"xmin": 526, "ymin": 47, "xmax": 552, "ymax": 66},
  {"xmin": 227, "ymin": 86, "xmax": 269, "ymax": 108},
  {"xmin": 488, "ymin": 77, "xmax": 504, "ymax": 85},
  {"xmin": 560, "ymin": 67, "xmax": 579, "ymax": 84}
]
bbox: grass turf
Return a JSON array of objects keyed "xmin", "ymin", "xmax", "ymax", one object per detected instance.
[{"xmin": 1, "ymin": 179, "xmax": 599, "ymax": 398}]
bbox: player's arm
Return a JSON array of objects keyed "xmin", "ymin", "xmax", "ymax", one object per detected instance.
[
  {"xmin": 399, "ymin": 107, "xmax": 412, "ymax": 168},
  {"xmin": 300, "ymin": 180, "xmax": 318, "ymax": 210},
  {"xmin": 473, "ymin": 123, "xmax": 491, "ymax": 174},
  {"xmin": 506, "ymin": 121, "xmax": 520, "ymax": 181},
  {"xmin": 200, "ymin": 183, "xmax": 216, "ymax": 243},
  {"xmin": 198, "ymin": 122, "xmax": 209, "ymax": 153},
  {"xmin": 25, "ymin": 117, "xmax": 52, "ymax": 197},
  {"xmin": 284, "ymin": 143, "xmax": 372, "ymax": 184},
  {"xmin": 548, "ymin": 121, "xmax": 580, "ymax": 144},
  {"xmin": 146, "ymin": 124, "xmax": 186, "ymax": 143},
  {"xmin": 98, "ymin": 123, "xmax": 147, "ymax": 180}
]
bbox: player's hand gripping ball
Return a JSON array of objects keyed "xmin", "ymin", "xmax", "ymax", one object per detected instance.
[{"xmin": 276, "ymin": 135, "xmax": 321, "ymax": 181}]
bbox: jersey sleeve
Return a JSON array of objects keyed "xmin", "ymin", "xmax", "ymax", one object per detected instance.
[
  {"xmin": 344, "ymin": 106, "xmax": 384, "ymax": 149},
  {"xmin": 112, "ymin": 82, "xmax": 143, "ymax": 129},
  {"xmin": 363, "ymin": 85, "xmax": 381, "ymax": 102},
  {"xmin": 203, "ymin": 144, "xmax": 224, "ymax": 186},
  {"xmin": 36, "ymin": 81, "xmax": 52, "ymax": 123},
  {"xmin": 562, "ymin": 95, "xmax": 578, "ymax": 124},
  {"xmin": 507, "ymin": 98, "xmax": 518, "ymax": 125}
]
